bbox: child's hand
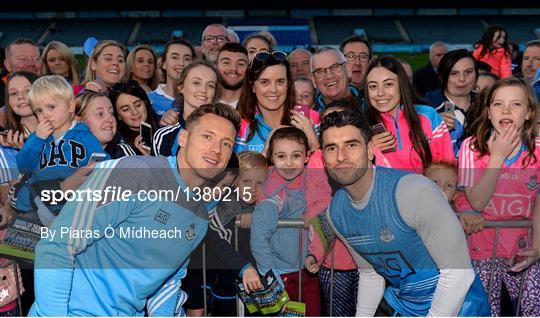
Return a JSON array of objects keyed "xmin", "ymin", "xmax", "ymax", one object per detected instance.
[
  {"xmin": 459, "ymin": 213, "xmax": 484, "ymax": 234},
  {"xmin": 242, "ymin": 266, "xmax": 262, "ymax": 293},
  {"xmin": 36, "ymin": 120, "xmax": 54, "ymax": 139},
  {"xmin": 238, "ymin": 213, "xmax": 252, "ymax": 229},
  {"xmin": 371, "ymin": 131, "xmax": 396, "ymax": 153},
  {"xmin": 487, "ymin": 123, "xmax": 520, "ymax": 162},
  {"xmin": 304, "ymin": 255, "xmax": 319, "ymax": 274}
]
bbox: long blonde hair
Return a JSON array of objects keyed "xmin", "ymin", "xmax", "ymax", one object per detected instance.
[
  {"xmin": 41, "ymin": 41, "xmax": 80, "ymax": 85},
  {"xmin": 83, "ymin": 40, "xmax": 127, "ymax": 84}
]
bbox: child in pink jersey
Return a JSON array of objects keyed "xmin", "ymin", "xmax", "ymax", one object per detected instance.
[
  {"xmin": 458, "ymin": 77, "xmax": 540, "ymax": 316},
  {"xmin": 251, "ymin": 126, "xmax": 329, "ymax": 316}
]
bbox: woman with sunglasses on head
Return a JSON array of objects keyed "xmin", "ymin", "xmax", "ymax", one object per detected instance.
[
  {"xmin": 109, "ymin": 80, "xmax": 158, "ymax": 156},
  {"xmin": 81, "ymin": 40, "xmax": 127, "ymax": 95},
  {"xmin": 425, "ymin": 50, "xmax": 479, "ymax": 156},
  {"xmin": 236, "ymin": 51, "xmax": 321, "ymax": 155},
  {"xmin": 152, "ymin": 60, "xmax": 218, "ymax": 157},
  {"xmin": 126, "ymin": 45, "xmax": 160, "ymax": 93},
  {"xmin": 148, "ymin": 39, "xmax": 195, "ymax": 120},
  {"xmin": 365, "ymin": 56, "xmax": 454, "ymax": 173},
  {"xmin": 75, "ymin": 92, "xmax": 136, "ymax": 159},
  {"xmin": 41, "ymin": 41, "xmax": 80, "ymax": 85}
]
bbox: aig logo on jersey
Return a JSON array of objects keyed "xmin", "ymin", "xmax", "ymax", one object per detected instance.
[{"xmin": 154, "ymin": 210, "xmax": 170, "ymax": 224}]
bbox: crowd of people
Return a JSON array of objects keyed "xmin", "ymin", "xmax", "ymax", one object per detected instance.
[{"xmin": 0, "ymin": 21, "xmax": 539, "ymax": 317}]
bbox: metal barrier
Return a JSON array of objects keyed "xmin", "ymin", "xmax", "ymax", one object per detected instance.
[
  {"xmin": 217, "ymin": 218, "xmax": 306, "ymax": 317},
  {"xmin": 483, "ymin": 220, "xmax": 533, "ymax": 316}
]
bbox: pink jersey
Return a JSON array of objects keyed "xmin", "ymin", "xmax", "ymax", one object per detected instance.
[
  {"xmin": 458, "ymin": 136, "xmax": 539, "ymax": 259},
  {"xmin": 374, "ymin": 105, "xmax": 454, "ymax": 173}
]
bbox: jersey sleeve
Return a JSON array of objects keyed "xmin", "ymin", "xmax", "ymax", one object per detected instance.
[
  {"xmin": 31, "ymin": 159, "xmax": 151, "ymax": 316},
  {"xmin": 429, "ymin": 112, "xmax": 455, "ymax": 163},
  {"xmin": 16, "ymin": 133, "xmax": 46, "ymax": 173},
  {"xmin": 396, "ymin": 175, "xmax": 475, "ymax": 316},
  {"xmin": 250, "ymin": 198, "xmax": 280, "ymax": 275},
  {"xmin": 458, "ymin": 137, "xmax": 479, "ymax": 188},
  {"xmin": 147, "ymin": 266, "xmax": 188, "ymax": 317}
]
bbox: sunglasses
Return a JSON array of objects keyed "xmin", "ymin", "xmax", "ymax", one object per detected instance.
[{"xmin": 251, "ymin": 51, "xmax": 288, "ymax": 73}]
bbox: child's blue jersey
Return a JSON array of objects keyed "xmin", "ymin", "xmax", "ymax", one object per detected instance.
[
  {"xmin": 30, "ymin": 156, "xmax": 209, "ymax": 316},
  {"xmin": 14, "ymin": 122, "xmax": 108, "ymax": 213}
]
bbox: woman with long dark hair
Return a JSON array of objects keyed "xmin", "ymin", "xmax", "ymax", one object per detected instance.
[
  {"xmin": 364, "ymin": 56, "xmax": 453, "ymax": 172},
  {"xmin": 236, "ymin": 51, "xmax": 320, "ymax": 155},
  {"xmin": 109, "ymin": 80, "xmax": 158, "ymax": 155}
]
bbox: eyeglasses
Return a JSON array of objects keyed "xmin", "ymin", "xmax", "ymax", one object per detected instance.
[
  {"xmin": 345, "ymin": 52, "xmax": 370, "ymax": 62},
  {"xmin": 202, "ymin": 35, "xmax": 229, "ymax": 44},
  {"xmin": 312, "ymin": 62, "xmax": 346, "ymax": 78},
  {"xmin": 251, "ymin": 51, "xmax": 288, "ymax": 73}
]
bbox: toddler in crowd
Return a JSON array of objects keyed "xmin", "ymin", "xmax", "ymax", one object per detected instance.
[
  {"xmin": 423, "ymin": 161, "xmax": 459, "ymax": 203},
  {"xmin": 251, "ymin": 126, "xmax": 331, "ymax": 316},
  {"xmin": 11, "ymin": 75, "xmax": 108, "ymax": 218}
]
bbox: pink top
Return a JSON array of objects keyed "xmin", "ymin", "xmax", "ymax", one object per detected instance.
[
  {"xmin": 374, "ymin": 105, "xmax": 454, "ymax": 173},
  {"xmin": 458, "ymin": 136, "xmax": 540, "ymax": 259},
  {"xmin": 473, "ymin": 45, "xmax": 512, "ymax": 79}
]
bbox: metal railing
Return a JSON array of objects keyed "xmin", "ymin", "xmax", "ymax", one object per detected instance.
[{"xmin": 483, "ymin": 220, "xmax": 533, "ymax": 316}]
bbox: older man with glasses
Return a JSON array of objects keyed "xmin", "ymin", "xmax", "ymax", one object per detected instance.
[
  {"xmin": 310, "ymin": 47, "xmax": 365, "ymax": 113},
  {"xmin": 201, "ymin": 24, "xmax": 230, "ymax": 65},
  {"xmin": 340, "ymin": 36, "xmax": 371, "ymax": 89}
]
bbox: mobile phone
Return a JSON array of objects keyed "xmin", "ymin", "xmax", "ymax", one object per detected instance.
[
  {"xmin": 444, "ymin": 101, "xmax": 456, "ymax": 113},
  {"xmin": 140, "ymin": 122, "xmax": 153, "ymax": 150},
  {"xmin": 369, "ymin": 123, "xmax": 387, "ymax": 135},
  {"xmin": 293, "ymin": 105, "xmax": 310, "ymax": 118},
  {"xmin": 88, "ymin": 153, "xmax": 107, "ymax": 164},
  {"xmin": 0, "ymin": 130, "xmax": 28, "ymax": 142}
]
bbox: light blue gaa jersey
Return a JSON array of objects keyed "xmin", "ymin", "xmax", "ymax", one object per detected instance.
[
  {"xmin": 327, "ymin": 167, "xmax": 489, "ymax": 317},
  {"xmin": 30, "ymin": 156, "xmax": 208, "ymax": 316}
]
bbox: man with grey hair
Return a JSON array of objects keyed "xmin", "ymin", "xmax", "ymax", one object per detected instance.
[
  {"xmin": 288, "ymin": 48, "xmax": 312, "ymax": 80},
  {"xmin": 201, "ymin": 24, "xmax": 230, "ymax": 64},
  {"xmin": 227, "ymin": 28, "xmax": 240, "ymax": 43},
  {"xmin": 310, "ymin": 47, "xmax": 364, "ymax": 112},
  {"xmin": 413, "ymin": 41, "xmax": 448, "ymax": 96}
]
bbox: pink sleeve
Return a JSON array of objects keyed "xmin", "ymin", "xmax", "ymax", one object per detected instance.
[
  {"xmin": 430, "ymin": 121, "xmax": 455, "ymax": 163},
  {"xmin": 453, "ymin": 191, "xmax": 475, "ymax": 214},
  {"xmin": 472, "ymin": 46, "xmax": 482, "ymax": 60},
  {"xmin": 500, "ymin": 53, "xmax": 512, "ymax": 78},
  {"xmin": 458, "ymin": 137, "xmax": 478, "ymax": 188},
  {"xmin": 306, "ymin": 149, "xmax": 332, "ymax": 219}
]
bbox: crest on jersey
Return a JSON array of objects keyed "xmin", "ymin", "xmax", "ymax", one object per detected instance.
[
  {"xmin": 379, "ymin": 225, "xmax": 395, "ymax": 243},
  {"xmin": 154, "ymin": 210, "xmax": 170, "ymax": 225},
  {"xmin": 186, "ymin": 224, "xmax": 196, "ymax": 241},
  {"xmin": 526, "ymin": 175, "xmax": 537, "ymax": 191}
]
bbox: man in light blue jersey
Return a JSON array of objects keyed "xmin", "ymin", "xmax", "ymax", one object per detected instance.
[
  {"xmin": 30, "ymin": 103, "xmax": 241, "ymax": 316},
  {"xmin": 306, "ymin": 110, "xmax": 489, "ymax": 316}
]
